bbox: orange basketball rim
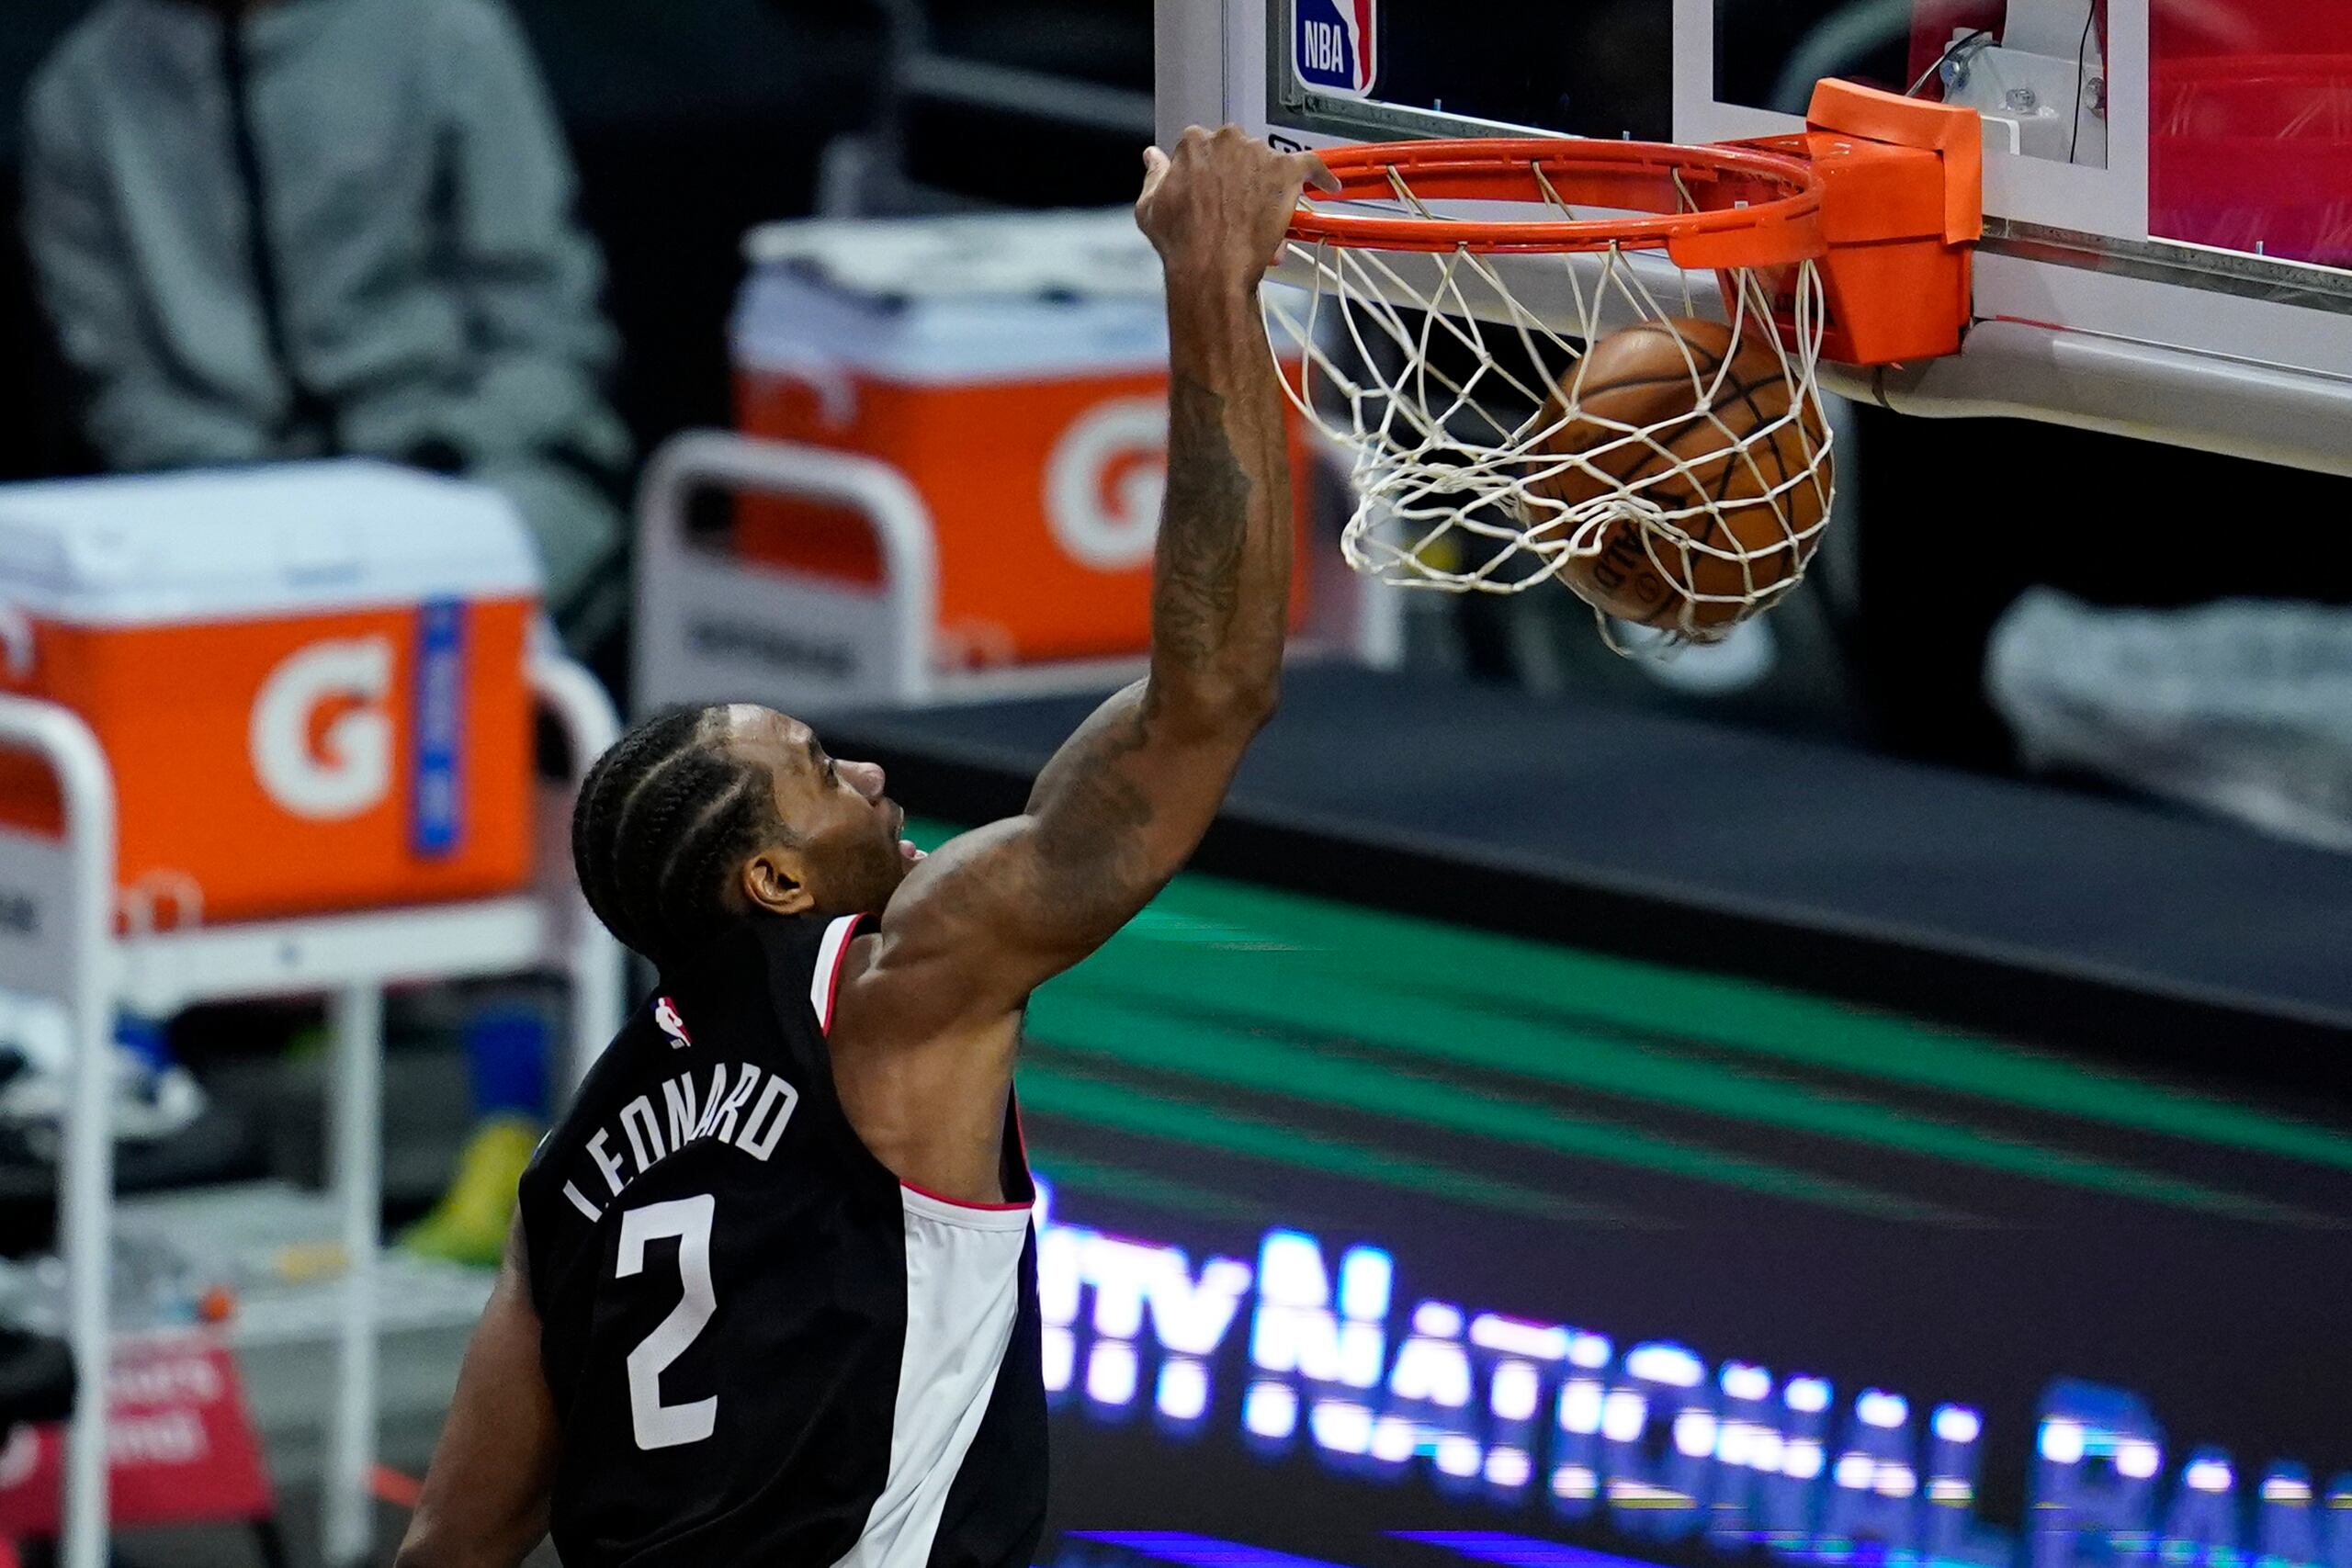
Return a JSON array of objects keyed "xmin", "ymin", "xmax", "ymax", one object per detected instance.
[{"xmin": 1285, "ymin": 78, "xmax": 1982, "ymax": 367}]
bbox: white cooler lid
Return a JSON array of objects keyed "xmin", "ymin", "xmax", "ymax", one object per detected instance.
[
  {"xmin": 0, "ymin": 461, "xmax": 542, "ymax": 623},
  {"xmin": 734, "ymin": 208, "xmax": 1172, "ymax": 384},
  {"xmin": 741, "ymin": 207, "xmax": 1163, "ymax": 300}
]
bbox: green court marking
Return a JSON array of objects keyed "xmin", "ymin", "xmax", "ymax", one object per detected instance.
[
  {"xmin": 1026, "ymin": 999, "xmax": 1961, "ymax": 1224},
  {"xmin": 1049, "ymin": 957, "xmax": 2332, "ymax": 1226},
  {"xmin": 904, "ymin": 818, "xmax": 2352, "ymax": 1179},
  {"xmin": 1148, "ymin": 875, "xmax": 2352, "ymax": 1173},
  {"xmin": 1031, "ymin": 1153, "xmax": 1275, "ymax": 1226},
  {"xmin": 1014, "ymin": 1062, "xmax": 1643, "ymax": 1227}
]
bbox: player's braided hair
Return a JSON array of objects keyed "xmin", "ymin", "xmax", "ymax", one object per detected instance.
[{"xmin": 571, "ymin": 705, "xmax": 786, "ymax": 972}]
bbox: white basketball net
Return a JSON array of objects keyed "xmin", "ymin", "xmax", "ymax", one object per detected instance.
[{"xmin": 1263, "ymin": 188, "xmax": 1836, "ymax": 644}]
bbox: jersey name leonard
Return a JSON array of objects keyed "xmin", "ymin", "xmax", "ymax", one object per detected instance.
[{"xmin": 558, "ymin": 1059, "xmax": 801, "ymax": 1223}]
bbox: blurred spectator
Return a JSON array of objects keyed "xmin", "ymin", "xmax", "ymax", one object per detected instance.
[{"xmin": 21, "ymin": 0, "xmax": 631, "ymax": 654}]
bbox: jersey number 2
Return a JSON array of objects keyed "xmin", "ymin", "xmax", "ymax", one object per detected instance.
[{"xmin": 616, "ymin": 1194, "xmax": 718, "ymax": 1450}]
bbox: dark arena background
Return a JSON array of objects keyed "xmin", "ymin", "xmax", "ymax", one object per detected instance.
[{"xmin": 0, "ymin": 2, "xmax": 2346, "ymax": 1566}]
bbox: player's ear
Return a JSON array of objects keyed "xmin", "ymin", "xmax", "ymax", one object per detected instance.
[{"xmin": 741, "ymin": 846, "xmax": 815, "ymax": 919}]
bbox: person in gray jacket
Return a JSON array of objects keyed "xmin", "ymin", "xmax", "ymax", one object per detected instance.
[{"xmin": 23, "ymin": 0, "xmax": 631, "ymax": 652}]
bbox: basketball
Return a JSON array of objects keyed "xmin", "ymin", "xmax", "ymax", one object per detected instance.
[{"xmin": 1527, "ymin": 317, "xmax": 1831, "ymax": 633}]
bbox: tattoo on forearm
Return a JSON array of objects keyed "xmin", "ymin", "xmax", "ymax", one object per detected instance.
[
  {"xmin": 1156, "ymin": 372, "xmax": 1251, "ymax": 669},
  {"xmin": 1029, "ymin": 692, "xmax": 1157, "ymax": 924}
]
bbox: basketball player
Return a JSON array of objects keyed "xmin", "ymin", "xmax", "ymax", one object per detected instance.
[{"xmin": 394, "ymin": 127, "xmax": 1333, "ymax": 1568}]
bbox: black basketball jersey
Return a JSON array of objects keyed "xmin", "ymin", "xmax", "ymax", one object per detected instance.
[{"xmin": 517, "ymin": 912, "xmax": 1046, "ymax": 1568}]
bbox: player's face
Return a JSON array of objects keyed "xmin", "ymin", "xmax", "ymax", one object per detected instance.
[{"xmin": 729, "ymin": 706, "xmax": 917, "ymax": 918}]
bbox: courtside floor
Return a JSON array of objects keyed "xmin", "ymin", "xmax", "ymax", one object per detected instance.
[{"xmin": 965, "ymin": 819, "xmax": 2352, "ymax": 1563}]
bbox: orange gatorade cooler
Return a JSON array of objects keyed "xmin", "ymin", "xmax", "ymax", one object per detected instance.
[
  {"xmin": 0, "ymin": 462, "xmax": 540, "ymax": 927},
  {"xmin": 732, "ymin": 209, "xmax": 1310, "ymax": 668}
]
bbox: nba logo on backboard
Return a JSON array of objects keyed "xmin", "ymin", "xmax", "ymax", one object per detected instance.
[{"xmin": 1294, "ymin": 0, "xmax": 1375, "ymax": 97}]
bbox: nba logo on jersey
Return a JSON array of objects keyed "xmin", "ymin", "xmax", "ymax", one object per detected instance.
[
  {"xmin": 654, "ymin": 997, "xmax": 692, "ymax": 1050},
  {"xmin": 1294, "ymin": 0, "xmax": 1375, "ymax": 97}
]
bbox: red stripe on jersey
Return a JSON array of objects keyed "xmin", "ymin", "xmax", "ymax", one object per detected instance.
[
  {"xmin": 900, "ymin": 1178, "xmax": 1035, "ymax": 1214},
  {"xmin": 819, "ymin": 913, "xmax": 866, "ymax": 1034}
]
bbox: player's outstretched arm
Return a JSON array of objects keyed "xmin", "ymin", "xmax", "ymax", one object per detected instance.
[
  {"xmin": 395, "ymin": 1221, "xmax": 558, "ymax": 1568},
  {"xmin": 868, "ymin": 128, "xmax": 1330, "ymax": 1019}
]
